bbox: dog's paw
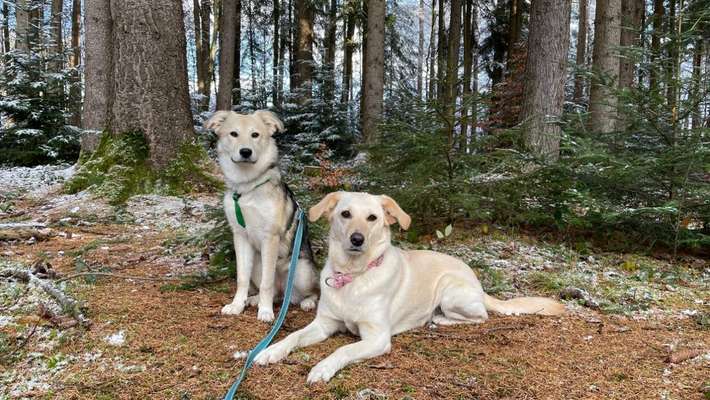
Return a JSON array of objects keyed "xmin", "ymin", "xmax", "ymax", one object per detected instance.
[
  {"xmin": 307, "ymin": 359, "xmax": 338, "ymax": 384},
  {"xmin": 254, "ymin": 345, "xmax": 286, "ymax": 365},
  {"xmin": 299, "ymin": 296, "xmax": 317, "ymax": 311},
  {"xmin": 221, "ymin": 301, "xmax": 245, "ymax": 315},
  {"xmin": 257, "ymin": 307, "xmax": 275, "ymax": 323},
  {"xmin": 246, "ymin": 295, "xmax": 259, "ymax": 307}
]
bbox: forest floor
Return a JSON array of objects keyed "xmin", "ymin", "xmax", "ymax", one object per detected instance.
[{"xmin": 0, "ymin": 165, "xmax": 709, "ymax": 400}]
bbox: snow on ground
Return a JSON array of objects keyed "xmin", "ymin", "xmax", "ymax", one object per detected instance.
[{"xmin": 0, "ymin": 164, "xmax": 75, "ymax": 196}]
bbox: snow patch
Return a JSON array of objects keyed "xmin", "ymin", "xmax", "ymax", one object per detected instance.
[{"xmin": 104, "ymin": 330, "xmax": 126, "ymax": 347}]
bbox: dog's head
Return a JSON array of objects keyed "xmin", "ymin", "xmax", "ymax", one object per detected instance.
[
  {"xmin": 309, "ymin": 192, "xmax": 410, "ymax": 257},
  {"xmin": 205, "ymin": 110, "xmax": 284, "ymax": 173}
]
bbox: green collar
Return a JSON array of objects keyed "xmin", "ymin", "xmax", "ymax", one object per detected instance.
[{"xmin": 232, "ymin": 177, "xmax": 271, "ymax": 228}]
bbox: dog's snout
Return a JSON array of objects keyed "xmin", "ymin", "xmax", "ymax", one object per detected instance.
[
  {"xmin": 239, "ymin": 148, "xmax": 253, "ymax": 159},
  {"xmin": 350, "ymin": 232, "xmax": 365, "ymax": 247}
]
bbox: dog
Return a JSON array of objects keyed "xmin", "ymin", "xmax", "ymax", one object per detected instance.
[
  {"xmin": 205, "ymin": 110, "xmax": 318, "ymax": 322},
  {"xmin": 254, "ymin": 191, "xmax": 565, "ymax": 382}
]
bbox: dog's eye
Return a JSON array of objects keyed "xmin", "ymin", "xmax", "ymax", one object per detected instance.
[
  {"xmin": 341, "ymin": 210, "xmax": 351, "ymax": 218},
  {"xmin": 367, "ymin": 214, "xmax": 377, "ymax": 222},
  {"xmin": 230, "ymin": 131, "xmax": 238, "ymax": 137},
  {"xmin": 251, "ymin": 132, "xmax": 259, "ymax": 138}
]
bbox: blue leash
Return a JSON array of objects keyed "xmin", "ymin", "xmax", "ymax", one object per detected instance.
[{"xmin": 222, "ymin": 209, "xmax": 306, "ymax": 400}]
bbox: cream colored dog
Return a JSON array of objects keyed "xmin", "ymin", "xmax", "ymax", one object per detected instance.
[
  {"xmin": 205, "ymin": 110, "xmax": 318, "ymax": 323},
  {"xmin": 254, "ymin": 191, "xmax": 564, "ymax": 383}
]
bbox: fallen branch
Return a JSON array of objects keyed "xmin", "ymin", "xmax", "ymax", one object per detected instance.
[
  {"xmin": 0, "ymin": 268, "xmax": 92, "ymax": 328},
  {"xmin": 666, "ymin": 349, "xmax": 705, "ymax": 364},
  {"xmin": 55, "ymin": 272, "xmax": 180, "ymax": 283},
  {"xmin": 0, "ymin": 321, "xmax": 39, "ymax": 361}
]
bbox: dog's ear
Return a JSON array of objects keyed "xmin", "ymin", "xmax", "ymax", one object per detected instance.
[
  {"xmin": 205, "ymin": 111, "xmax": 232, "ymax": 132},
  {"xmin": 253, "ymin": 110, "xmax": 285, "ymax": 135},
  {"xmin": 309, "ymin": 192, "xmax": 342, "ymax": 222},
  {"xmin": 380, "ymin": 195, "xmax": 411, "ymax": 230}
]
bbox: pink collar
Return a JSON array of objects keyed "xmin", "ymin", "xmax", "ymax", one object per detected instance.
[{"xmin": 326, "ymin": 254, "xmax": 385, "ymax": 289}]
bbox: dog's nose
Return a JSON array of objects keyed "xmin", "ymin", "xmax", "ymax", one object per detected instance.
[
  {"xmin": 350, "ymin": 233, "xmax": 365, "ymax": 247},
  {"xmin": 239, "ymin": 148, "xmax": 253, "ymax": 159}
]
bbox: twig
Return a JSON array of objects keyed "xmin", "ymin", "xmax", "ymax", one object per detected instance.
[
  {"xmin": 55, "ymin": 272, "xmax": 180, "ymax": 283},
  {"xmin": 0, "ymin": 268, "xmax": 92, "ymax": 328},
  {"xmin": 1, "ymin": 321, "xmax": 39, "ymax": 361}
]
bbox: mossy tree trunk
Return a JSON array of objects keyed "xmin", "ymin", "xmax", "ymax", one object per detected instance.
[{"xmin": 82, "ymin": 0, "xmax": 194, "ymax": 170}]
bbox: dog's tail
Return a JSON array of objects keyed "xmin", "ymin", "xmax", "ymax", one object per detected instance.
[{"xmin": 483, "ymin": 293, "xmax": 565, "ymax": 316}]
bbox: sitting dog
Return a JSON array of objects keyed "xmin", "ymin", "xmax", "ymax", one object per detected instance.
[
  {"xmin": 206, "ymin": 110, "xmax": 318, "ymax": 322},
  {"xmin": 254, "ymin": 191, "xmax": 565, "ymax": 382}
]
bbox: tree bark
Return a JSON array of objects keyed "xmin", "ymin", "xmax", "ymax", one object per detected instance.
[
  {"xmin": 233, "ymin": 0, "xmax": 242, "ymax": 105},
  {"xmin": 665, "ymin": 0, "xmax": 678, "ymax": 116},
  {"xmin": 573, "ymin": 0, "xmax": 587, "ymax": 103},
  {"xmin": 324, "ymin": 0, "xmax": 337, "ymax": 102},
  {"xmin": 443, "ymin": 0, "xmax": 461, "ymax": 142},
  {"xmin": 217, "ymin": 0, "xmax": 238, "ymax": 110},
  {"xmin": 618, "ymin": 0, "xmax": 642, "ymax": 90},
  {"xmin": 68, "ymin": 0, "xmax": 81, "ymax": 126},
  {"xmin": 649, "ymin": 0, "xmax": 664, "ymax": 92},
  {"xmin": 436, "ymin": 0, "xmax": 446, "ymax": 99},
  {"xmin": 461, "ymin": 0, "xmax": 472, "ymax": 142},
  {"xmin": 197, "ymin": 0, "xmax": 213, "ymax": 110},
  {"xmin": 342, "ymin": 10, "xmax": 355, "ymax": 103},
  {"xmin": 82, "ymin": 0, "xmax": 114, "ymax": 144},
  {"xmin": 691, "ymin": 40, "xmax": 703, "ymax": 129},
  {"xmin": 15, "ymin": 0, "xmax": 29, "ymax": 51},
  {"xmin": 507, "ymin": 0, "xmax": 522, "ymax": 68},
  {"xmin": 294, "ymin": 0, "xmax": 314, "ymax": 104},
  {"xmin": 427, "ymin": 0, "xmax": 437, "ymax": 101},
  {"xmin": 417, "ymin": 0, "xmax": 425, "ymax": 99},
  {"xmin": 109, "ymin": 0, "xmax": 194, "ymax": 169},
  {"xmin": 362, "ymin": 0, "xmax": 385, "ymax": 143},
  {"xmin": 50, "ymin": 0, "xmax": 63, "ymax": 69},
  {"xmin": 273, "ymin": 0, "xmax": 281, "ymax": 105},
  {"xmin": 588, "ymin": 0, "xmax": 622, "ymax": 133},
  {"xmin": 520, "ymin": 0, "xmax": 570, "ymax": 163},
  {"xmin": 1, "ymin": 1, "xmax": 9, "ymax": 53},
  {"xmin": 194, "ymin": 0, "xmax": 203, "ymax": 89}
]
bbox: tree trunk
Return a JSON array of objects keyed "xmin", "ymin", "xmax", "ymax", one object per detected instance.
[
  {"xmin": 427, "ymin": 0, "xmax": 437, "ymax": 101},
  {"xmin": 289, "ymin": 0, "xmax": 297, "ymax": 93},
  {"xmin": 295, "ymin": 0, "xmax": 314, "ymax": 104},
  {"xmin": 436, "ymin": 0, "xmax": 446, "ymax": 99},
  {"xmin": 665, "ymin": 0, "xmax": 678, "ymax": 118},
  {"xmin": 50, "ymin": 0, "xmax": 63, "ymax": 69},
  {"xmin": 691, "ymin": 40, "xmax": 703, "ymax": 130},
  {"xmin": 247, "ymin": 0, "xmax": 257, "ymax": 93},
  {"xmin": 15, "ymin": 0, "xmax": 29, "ymax": 51},
  {"xmin": 198, "ymin": 0, "xmax": 213, "ymax": 110},
  {"xmin": 507, "ymin": 0, "xmax": 522, "ymax": 68},
  {"xmin": 588, "ymin": 0, "xmax": 622, "ymax": 133},
  {"xmin": 67, "ymin": 0, "xmax": 82, "ymax": 126},
  {"xmin": 1, "ymin": 1, "xmax": 9, "ymax": 53},
  {"xmin": 109, "ymin": 0, "xmax": 194, "ymax": 169},
  {"xmin": 82, "ymin": 0, "xmax": 114, "ymax": 146},
  {"xmin": 342, "ymin": 11, "xmax": 355, "ymax": 103},
  {"xmin": 276, "ymin": 0, "xmax": 287, "ymax": 105},
  {"xmin": 233, "ymin": 0, "xmax": 242, "ymax": 105},
  {"xmin": 324, "ymin": 0, "xmax": 337, "ymax": 102},
  {"xmin": 573, "ymin": 0, "xmax": 587, "ymax": 103},
  {"xmin": 217, "ymin": 0, "xmax": 238, "ymax": 110},
  {"xmin": 443, "ymin": 0, "xmax": 461, "ymax": 142},
  {"xmin": 618, "ymin": 0, "xmax": 642, "ymax": 90},
  {"xmin": 649, "ymin": 0, "xmax": 663, "ymax": 92},
  {"xmin": 417, "ymin": 0, "xmax": 425, "ymax": 99},
  {"xmin": 461, "ymin": 0, "xmax": 472, "ymax": 144},
  {"xmin": 194, "ymin": 0, "xmax": 202, "ymax": 89},
  {"xmin": 273, "ymin": 0, "xmax": 280, "ymax": 105},
  {"xmin": 361, "ymin": 0, "xmax": 385, "ymax": 143},
  {"xmin": 470, "ymin": 4, "xmax": 478, "ymax": 153},
  {"xmin": 520, "ymin": 0, "xmax": 570, "ymax": 163}
]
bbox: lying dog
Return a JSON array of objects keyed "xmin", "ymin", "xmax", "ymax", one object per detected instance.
[
  {"xmin": 255, "ymin": 191, "xmax": 565, "ymax": 382},
  {"xmin": 206, "ymin": 110, "xmax": 318, "ymax": 322}
]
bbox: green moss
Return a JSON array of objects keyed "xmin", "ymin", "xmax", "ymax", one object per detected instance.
[{"xmin": 65, "ymin": 132, "xmax": 221, "ymax": 204}]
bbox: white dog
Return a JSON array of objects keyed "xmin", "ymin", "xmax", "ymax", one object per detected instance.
[
  {"xmin": 254, "ymin": 191, "xmax": 565, "ymax": 382},
  {"xmin": 206, "ymin": 110, "xmax": 318, "ymax": 322}
]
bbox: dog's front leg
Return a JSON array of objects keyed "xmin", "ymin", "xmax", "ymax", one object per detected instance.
[
  {"xmin": 254, "ymin": 315, "xmax": 341, "ymax": 365},
  {"xmin": 307, "ymin": 323, "xmax": 391, "ymax": 384},
  {"xmin": 256, "ymin": 234, "xmax": 280, "ymax": 322},
  {"xmin": 222, "ymin": 234, "xmax": 254, "ymax": 315}
]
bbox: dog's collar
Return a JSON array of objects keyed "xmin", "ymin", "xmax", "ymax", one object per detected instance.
[
  {"xmin": 232, "ymin": 177, "xmax": 272, "ymax": 228},
  {"xmin": 325, "ymin": 253, "xmax": 385, "ymax": 289}
]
